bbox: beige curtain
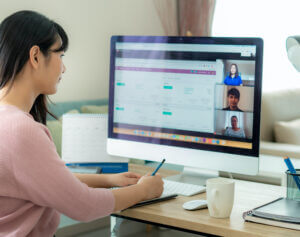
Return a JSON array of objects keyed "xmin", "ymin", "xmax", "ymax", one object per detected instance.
[
  {"xmin": 154, "ymin": 0, "xmax": 216, "ymax": 36},
  {"xmin": 154, "ymin": 0, "xmax": 179, "ymax": 36}
]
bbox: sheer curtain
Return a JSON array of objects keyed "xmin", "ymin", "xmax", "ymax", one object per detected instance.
[
  {"xmin": 212, "ymin": 0, "xmax": 300, "ymax": 92},
  {"xmin": 154, "ymin": 0, "xmax": 216, "ymax": 36},
  {"xmin": 153, "ymin": 0, "xmax": 178, "ymax": 35}
]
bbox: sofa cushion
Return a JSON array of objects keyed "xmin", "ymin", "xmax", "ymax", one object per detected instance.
[
  {"xmin": 47, "ymin": 99, "xmax": 108, "ymax": 120},
  {"xmin": 260, "ymin": 88, "xmax": 300, "ymax": 142},
  {"xmin": 80, "ymin": 105, "xmax": 108, "ymax": 114},
  {"xmin": 58, "ymin": 109, "xmax": 80, "ymax": 121},
  {"xmin": 274, "ymin": 118, "xmax": 300, "ymax": 145},
  {"xmin": 260, "ymin": 141, "xmax": 300, "ymax": 158}
]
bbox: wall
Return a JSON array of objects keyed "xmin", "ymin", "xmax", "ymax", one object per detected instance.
[{"xmin": 0, "ymin": 0, "xmax": 164, "ymax": 102}]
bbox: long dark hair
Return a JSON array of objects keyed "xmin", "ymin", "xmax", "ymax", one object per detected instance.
[
  {"xmin": 229, "ymin": 63, "xmax": 239, "ymax": 78},
  {"xmin": 0, "ymin": 10, "xmax": 68, "ymax": 124}
]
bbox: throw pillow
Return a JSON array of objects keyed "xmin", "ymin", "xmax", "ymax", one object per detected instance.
[
  {"xmin": 80, "ymin": 105, "xmax": 108, "ymax": 114},
  {"xmin": 274, "ymin": 118, "xmax": 300, "ymax": 145},
  {"xmin": 58, "ymin": 109, "xmax": 80, "ymax": 122}
]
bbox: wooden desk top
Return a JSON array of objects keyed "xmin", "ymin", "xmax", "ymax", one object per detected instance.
[{"xmin": 113, "ymin": 164, "xmax": 299, "ymax": 237}]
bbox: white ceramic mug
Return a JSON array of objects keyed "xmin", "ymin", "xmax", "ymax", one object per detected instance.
[{"xmin": 206, "ymin": 178, "xmax": 235, "ymax": 218}]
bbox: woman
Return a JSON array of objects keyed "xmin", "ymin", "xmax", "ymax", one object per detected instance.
[
  {"xmin": 223, "ymin": 63, "xmax": 243, "ymax": 86},
  {"xmin": 0, "ymin": 11, "xmax": 163, "ymax": 236},
  {"xmin": 224, "ymin": 116, "xmax": 246, "ymax": 138}
]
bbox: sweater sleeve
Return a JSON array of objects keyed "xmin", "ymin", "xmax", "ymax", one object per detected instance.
[{"xmin": 10, "ymin": 119, "xmax": 115, "ymax": 222}]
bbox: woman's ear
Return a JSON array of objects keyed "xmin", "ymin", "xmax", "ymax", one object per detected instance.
[{"xmin": 29, "ymin": 45, "xmax": 41, "ymax": 69}]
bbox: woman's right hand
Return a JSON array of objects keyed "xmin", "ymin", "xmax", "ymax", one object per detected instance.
[
  {"xmin": 111, "ymin": 172, "xmax": 164, "ymax": 212},
  {"xmin": 137, "ymin": 174, "xmax": 164, "ymax": 200}
]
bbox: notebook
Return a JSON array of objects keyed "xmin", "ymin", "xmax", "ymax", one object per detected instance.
[
  {"xmin": 128, "ymin": 193, "xmax": 178, "ymax": 209},
  {"xmin": 243, "ymin": 197, "xmax": 300, "ymax": 230}
]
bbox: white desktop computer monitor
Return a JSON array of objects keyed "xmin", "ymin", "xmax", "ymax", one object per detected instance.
[{"xmin": 107, "ymin": 36, "xmax": 263, "ymax": 178}]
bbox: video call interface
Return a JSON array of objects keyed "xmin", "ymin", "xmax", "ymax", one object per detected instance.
[{"xmin": 112, "ymin": 41, "xmax": 257, "ymax": 151}]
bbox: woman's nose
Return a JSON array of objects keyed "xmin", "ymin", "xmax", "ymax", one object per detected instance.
[{"xmin": 62, "ymin": 63, "xmax": 66, "ymax": 73}]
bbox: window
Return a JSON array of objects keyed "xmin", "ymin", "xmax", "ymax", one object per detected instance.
[{"xmin": 212, "ymin": 0, "xmax": 300, "ymax": 92}]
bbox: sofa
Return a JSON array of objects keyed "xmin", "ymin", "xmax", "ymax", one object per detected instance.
[{"xmin": 260, "ymin": 88, "xmax": 300, "ymax": 159}]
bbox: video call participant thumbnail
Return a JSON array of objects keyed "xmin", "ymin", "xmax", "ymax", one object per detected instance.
[
  {"xmin": 224, "ymin": 63, "xmax": 243, "ymax": 86},
  {"xmin": 224, "ymin": 115, "xmax": 246, "ymax": 138},
  {"xmin": 223, "ymin": 88, "xmax": 243, "ymax": 112}
]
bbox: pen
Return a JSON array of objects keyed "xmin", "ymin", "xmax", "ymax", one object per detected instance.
[
  {"xmin": 152, "ymin": 159, "xmax": 166, "ymax": 176},
  {"xmin": 284, "ymin": 156, "xmax": 300, "ymax": 190}
]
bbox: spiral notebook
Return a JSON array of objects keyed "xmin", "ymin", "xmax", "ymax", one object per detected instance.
[{"xmin": 62, "ymin": 114, "xmax": 128, "ymax": 172}]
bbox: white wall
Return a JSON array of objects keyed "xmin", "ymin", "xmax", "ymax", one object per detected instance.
[{"xmin": 0, "ymin": 0, "xmax": 164, "ymax": 102}]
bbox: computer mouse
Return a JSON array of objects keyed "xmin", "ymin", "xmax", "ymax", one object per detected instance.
[{"xmin": 182, "ymin": 199, "xmax": 208, "ymax": 211}]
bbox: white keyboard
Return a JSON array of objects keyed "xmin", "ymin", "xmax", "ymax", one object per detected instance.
[{"xmin": 162, "ymin": 179, "xmax": 206, "ymax": 197}]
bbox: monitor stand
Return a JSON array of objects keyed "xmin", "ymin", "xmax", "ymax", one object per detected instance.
[{"xmin": 164, "ymin": 166, "xmax": 219, "ymax": 186}]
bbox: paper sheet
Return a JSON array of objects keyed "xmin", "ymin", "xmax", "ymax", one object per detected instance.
[{"xmin": 62, "ymin": 114, "xmax": 128, "ymax": 163}]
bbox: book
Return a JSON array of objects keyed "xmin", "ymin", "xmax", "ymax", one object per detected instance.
[{"xmin": 243, "ymin": 197, "xmax": 300, "ymax": 230}]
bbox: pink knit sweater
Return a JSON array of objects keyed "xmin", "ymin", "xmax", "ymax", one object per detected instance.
[{"xmin": 0, "ymin": 105, "xmax": 115, "ymax": 237}]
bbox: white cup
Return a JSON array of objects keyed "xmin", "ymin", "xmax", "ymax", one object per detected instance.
[{"xmin": 206, "ymin": 178, "xmax": 235, "ymax": 218}]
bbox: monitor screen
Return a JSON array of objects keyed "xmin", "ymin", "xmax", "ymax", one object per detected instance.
[{"xmin": 108, "ymin": 36, "xmax": 263, "ymax": 160}]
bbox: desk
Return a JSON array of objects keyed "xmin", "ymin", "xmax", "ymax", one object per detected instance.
[{"xmin": 112, "ymin": 164, "xmax": 299, "ymax": 237}]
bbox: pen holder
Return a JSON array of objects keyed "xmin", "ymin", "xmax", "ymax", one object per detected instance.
[{"xmin": 286, "ymin": 169, "xmax": 300, "ymax": 201}]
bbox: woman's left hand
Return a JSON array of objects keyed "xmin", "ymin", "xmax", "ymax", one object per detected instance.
[{"xmin": 108, "ymin": 172, "xmax": 142, "ymax": 187}]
